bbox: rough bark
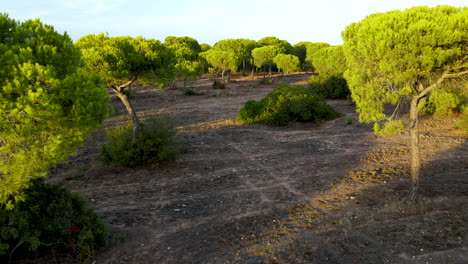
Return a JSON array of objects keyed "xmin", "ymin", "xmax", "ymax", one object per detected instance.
[
  {"xmin": 409, "ymin": 96, "xmax": 421, "ymax": 200},
  {"xmin": 407, "ymin": 68, "xmax": 468, "ymax": 200},
  {"xmin": 114, "ymin": 91, "xmax": 139, "ymax": 139},
  {"xmin": 111, "ymin": 76, "xmax": 139, "ymax": 140}
]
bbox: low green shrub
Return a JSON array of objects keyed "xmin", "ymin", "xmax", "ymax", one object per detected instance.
[
  {"xmin": 456, "ymin": 116, "xmax": 468, "ymax": 133},
  {"xmin": 419, "ymin": 83, "xmax": 467, "ymax": 116},
  {"xmin": 237, "ymin": 85, "xmax": 339, "ymax": 125},
  {"xmin": 213, "ymin": 80, "xmax": 226, "ymax": 89},
  {"xmin": 309, "ymin": 74, "xmax": 350, "ymax": 99},
  {"xmin": 0, "ymin": 180, "xmax": 108, "ymax": 262},
  {"xmin": 183, "ymin": 89, "xmax": 199, "ymax": 96},
  {"xmin": 419, "ymin": 90, "xmax": 462, "ymax": 116},
  {"xmin": 259, "ymin": 78, "xmax": 274, "ymax": 85},
  {"xmin": 101, "ymin": 117, "xmax": 180, "ymax": 167},
  {"xmin": 373, "ymin": 120, "xmax": 405, "ymax": 136}
]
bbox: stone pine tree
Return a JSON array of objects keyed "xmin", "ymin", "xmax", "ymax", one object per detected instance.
[
  {"xmin": 164, "ymin": 36, "xmax": 203, "ymax": 88},
  {"xmin": 305, "ymin": 42, "xmax": 331, "ymax": 72},
  {"xmin": 0, "ymin": 14, "xmax": 110, "ymax": 208},
  {"xmin": 200, "ymin": 49, "xmax": 238, "ymax": 82},
  {"xmin": 273, "ymin": 54, "xmax": 300, "ymax": 75},
  {"xmin": 294, "ymin": 41, "xmax": 313, "ymax": 71},
  {"xmin": 213, "ymin": 39, "xmax": 257, "ymax": 76},
  {"xmin": 252, "ymin": 46, "xmax": 279, "ymax": 78},
  {"xmin": 76, "ymin": 34, "xmax": 175, "ymax": 139},
  {"xmin": 342, "ymin": 5, "xmax": 468, "ymax": 200},
  {"xmin": 309, "ymin": 45, "xmax": 349, "ymax": 99},
  {"xmin": 258, "ymin": 36, "xmax": 294, "ymax": 54}
]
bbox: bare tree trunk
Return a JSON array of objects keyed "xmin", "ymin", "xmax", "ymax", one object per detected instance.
[
  {"xmin": 409, "ymin": 96, "xmax": 421, "ymax": 200},
  {"xmin": 404, "ymin": 69, "xmax": 468, "ymax": 200},
  {"xmin": 112, "ymin": 76, "xmax": 139, "ymax": 140},
  {"xmin": 242, "ymin": 58, "xmax": 246, "ymax": 76},
  {"xmin": 114, "ymin": 91, "xmax": 139, "ymax": 139}
]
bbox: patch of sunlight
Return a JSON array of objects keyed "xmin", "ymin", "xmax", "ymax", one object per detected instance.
[{"xmin": 178, "ymin": 118, "xmax": 240, "ymax": 132}]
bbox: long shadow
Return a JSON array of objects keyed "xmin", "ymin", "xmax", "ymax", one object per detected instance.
[{"xmin": 140, "ymin": 117, "xmax": 467, "ymax": 264}]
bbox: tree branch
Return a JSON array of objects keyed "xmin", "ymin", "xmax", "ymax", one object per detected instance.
[
  {"xmin": 417, "ymin": 68, "xmax": 468, "ymax": 100},
  {"xmin": 445, "ymin": 69, "xmax": 468, "ymax": 79},
  {"xmin": 117, "ymin": 75, "xmax": 138, "ymax": 90}
]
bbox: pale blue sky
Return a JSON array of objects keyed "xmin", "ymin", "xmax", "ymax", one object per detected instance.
[{"xmin": 3, "ymin": 0, "xmax": 467, "ymax": 45}]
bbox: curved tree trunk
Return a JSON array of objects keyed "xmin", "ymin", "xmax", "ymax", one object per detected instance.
[
  {"xmin": 114, "ymin": 91, "xmax": 139, "ymax": 139},
  {"xmin": 112, "ymin": 76, "xmax": 139, "ymax": 141}
]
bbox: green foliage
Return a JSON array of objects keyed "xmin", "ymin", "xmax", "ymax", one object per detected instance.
[
  {"xmin": 456, "ymin": 116, "xmax": 468, "ymax": 133},
  {"xmin": 252, "ymin": 46, "xmax": 279, "ymax": 69},
  {"xmin": 305, "ymin": 42, "xmax": 332, "ymax": 71},
  {"xmin": 273, "ymin": 54, "xmax": 300, "ymax": 74},
  {"xmin": 76, "ymin": 34, "xmax": 176, "ymax": 88},
  {"xmin": 200, "ymin": 43, "xmax": 211, "ymax": 52},
  {"xmin": 164, "ymin": 36, "xmax": 203, "ymax": 86},
  {"xmin": 294, "ymin": 41, "xmax": 313, "ymax": 71},
  {"xmin": 259, "ymin": 78, "xmax": 274, "ymax": 85},
  {"xmin": 309, "ymin": 45, "xmax": 350, "ymax": 99},
  {"xmin": 418, "ymin": 82, "xmax": 467, "ymax": 116},
  {"xmin": 257, "ymin": 37, "xmax": 293, "ymax": 54},
  {"xmin": 101, "ymin": 117, "xmax": 180, "ymax": 167},
  {"xmin": 0, "ymin": 180, "xmax": 108, "ymax": 261},
  {"xmin": 164, "ymin": 36, "xmax": 201, "ymax": 61},
  {"xmin": 0, "ymin": 14, "xmax": 110, "ymax": 207},
  {"xmin": 309, "ymin": 76, "xmax": 350, "ymax": 99},
  {"xmin": 342, "ymin": 5, "xmax": 468, "ymax": 124},
  {"xmin": 373, "ymin": 120, "xmax": 405, "ymax": 136},
  {"xmin": 237, "ymin": 85, "xmax": 339, "ymax": 125},
  {"xmin": 419, "ymin": 90, "xmax": 461, "ymax": 116},
  {"xmin": 213, "ymin": 39, "xmax": 258, "ymax": 74},
  {"xmin": 200, "ymin": 49, "xmax": 238, "ymax": 77}
]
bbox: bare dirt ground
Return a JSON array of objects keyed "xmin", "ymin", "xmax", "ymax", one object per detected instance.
[{"xmin": 48, "ymin": 73, "xmax": 467, "ymax": 264}]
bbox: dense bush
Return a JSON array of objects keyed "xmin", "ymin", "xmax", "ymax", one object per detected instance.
[
  {"xmin": 309, "ymin": 74, "xmax": 350, "ymax": 99},
  {"xmin": 183, "ymin": 89, "xmax": 200, "ymax": 96},
  {"xmin": 213, "ymin": 80, "xmax": 226, "ymax": 89},
  {"xmin": 0, "ymin": 180, "xmax": 107, "ymax": 262},
  {"xmin": 419, "ymin": 84, "xmax": 467, "ymax": 116},
  {"xmin": 237, "ymin": 85, "xmax": 339, "ymax": 125},
  {"xmin": 259, "ymin": 78, "xmax": 274, "ymax": 85},
  {"xmin": 308, "ymin": 46, "xmax": 350, "ymax": 99},
  {"xmin": 456, "ymin": 116, "xmax": 468, "ymax": 133},
  {"xmin": 373, "ymin": 120, "xmax": 405, "ymax": 136},
  {"xmin": 101, "ymin": 117, "xmax": 180, "ymax": 167}
]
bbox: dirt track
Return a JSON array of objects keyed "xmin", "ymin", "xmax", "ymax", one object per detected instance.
[{"xmin": 49, "ymin": 74, "xmax": 467, "ymax": 264}]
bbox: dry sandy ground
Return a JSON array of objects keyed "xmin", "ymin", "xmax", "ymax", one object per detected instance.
[{"xmin": 47, "ymin": 73, "xmax": 467, "ymax": 264}]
